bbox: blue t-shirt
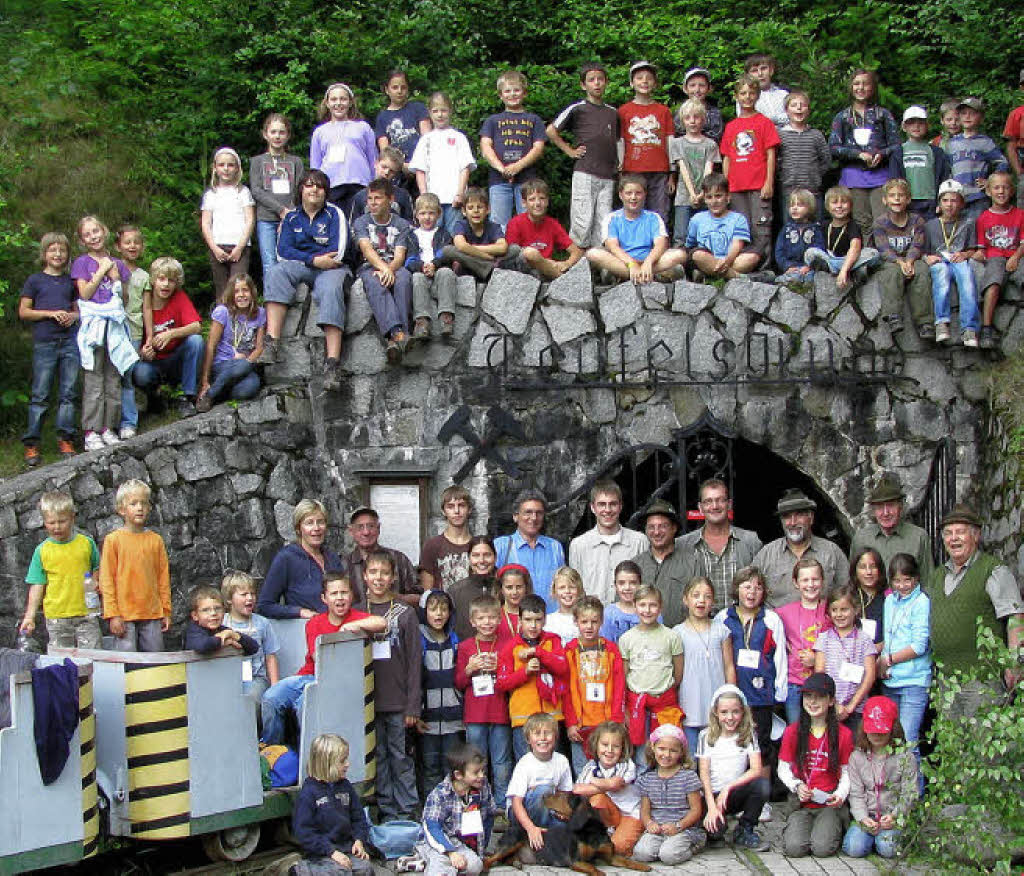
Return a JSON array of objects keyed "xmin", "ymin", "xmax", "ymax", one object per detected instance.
[
  {"xmin": 452, "ymin": 218, "xmax": 504, "ymax": 246},
  {"xmin": 21, "ymin": 272, "xmax": 77, "ymax": 342},
  {"xmin": 375, "ymin": 102, "xmax": 430, "ymax": 162},
  {"xmin": 479, "ymin": 110, "xmax": 547, "ymax": 185},
  {"xmin": 225, "ymin": 612, "xmax": 280, "ymax": 683},
  {"xmin": 602, "ymin": 209, "xmax": 668, "ymax": 260},
  {"xmin": 686, "ymin": 211, "xmax": 751, "ymax": 259}
]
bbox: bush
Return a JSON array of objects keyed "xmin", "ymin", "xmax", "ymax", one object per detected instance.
[{"xmin": 902, "ymin": 624, "xmax": 1024, "ymax": 872}]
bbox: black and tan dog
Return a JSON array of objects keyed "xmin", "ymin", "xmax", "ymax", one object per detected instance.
[{"xmin": 483, "ymin": 791, "xmax": 651, "ymax": 876}]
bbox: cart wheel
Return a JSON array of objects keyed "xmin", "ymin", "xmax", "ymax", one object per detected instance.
[{"xmin": 201, "ymin": 823, "xmax": 261, "ymax": 861}]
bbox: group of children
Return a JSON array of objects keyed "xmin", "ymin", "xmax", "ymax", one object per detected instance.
[{"xmin": 19, "ymin": 476, "xmax": 937, "ymax": 870}]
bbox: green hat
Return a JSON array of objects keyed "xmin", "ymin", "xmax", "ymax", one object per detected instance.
[
  {"xmin": 776, "ymin": 488, "xmax": 816, "ymax": 515},
  {"xmin": 641, "ymin": 498, "xmax": 681, "ymax": 529},
  {"xmin": 940, "ymin": 503, "xmax": 982, "ymax": 528},
  {"xmin": 867, "ymin": 473, "xmax": 904, "ymax": 504}
]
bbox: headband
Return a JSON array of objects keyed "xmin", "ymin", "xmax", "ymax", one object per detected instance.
[
  {"xmin": 325, "ymin": 82, "xmax": 354, "ymax": 99},
  {"xmin": 649, "ymin": 724, "xmax": 687, "ymax": 745},
  {"xmin": 496, "ymin": 564, "xmax": 529, "ymax": 579},
  {"xmin": 213, "ymin": 146, "xmax": 241, "ymax": 165},
  {"xmin": 711, "ymin": 683, "xmax": 747, "ymax": 706}
]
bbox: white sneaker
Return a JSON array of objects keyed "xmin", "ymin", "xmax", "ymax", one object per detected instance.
[
  {"xmin": 935, "ymin": 322, "xmax": 951, "ymax": 344},
  {"xmin": 962, "ymin": 329, "xmax": 979, "ymax": 349},
  {"xmin": 120, "ymin": 426, "xmax": 137, "ymax": 440},
  {"xmin": 101, "ymin": 429, "xmax": 121, "ymax": 446},
  {"xmin": 83, "ymin": 431, "xmax": 104, "ymax": 452},
  {"xmin": 759, "ymin": 802, "xmax": 772, "ymax": 822}
]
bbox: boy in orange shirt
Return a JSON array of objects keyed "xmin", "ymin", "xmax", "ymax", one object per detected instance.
[
  {"xmin": 100, "ymin": 479, "xmax": 171, "ymax": 651},
  {"xmin": 497, "ymin": 593, "xmax": 568, "ymax": 760},
  {"xmin": 563, "ymin": 596, "xmax": 626, "ymax": 775}
]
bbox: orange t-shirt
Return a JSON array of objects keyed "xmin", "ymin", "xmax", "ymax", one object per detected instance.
[{"xmin": 99, "ymin": 528, "xmax": 171, "ymax": 621}]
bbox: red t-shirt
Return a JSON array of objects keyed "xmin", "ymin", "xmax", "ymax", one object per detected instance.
[
  {"xmin": 299, "ymin": 608, "xmax": 371, "ymax": 675},
  {"xmin": 149, "ymin": 289, "xmax": 201, "ymax": 359},
  {"xmin": 721, "ymin": 113, "xmax": 781, "ymax": 192},
  {"xmin": 618, "ymin": 101, "xmax": 673, "ymax": 172},
  {"xmin": 505, "ymin": 214, "xmax": 574, "ymax": 258},
  {"xmin": 455, "ymin": 637, "xmax": 510, "ymax": 724},
  {"xmin": 779, "ymin": 722, "xmax": 854, "ymax": 807},
  {"xmin": 976, "ymin": 207, "xmax": 1024, "ymax": 259},
  {"xmin": 1003, "ymin": 105, "xmax": 1024, "ymax": 145}
]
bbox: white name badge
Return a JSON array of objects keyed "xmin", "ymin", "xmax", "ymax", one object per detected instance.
[
  {"xmin": 585, "ymin": 682, "xmax": 606, "ymax": 703},
  {"xmin": 472, "ymin": 674, "xmax": 495, "ymax": 697},
  {"xmin": 271, "ymin": 177, "xmax": 291, "ymax": 195},
  {"xmin": 241, "ymin": 659, "xmax": 253, "ymax": 682},
  {"xmin": 811, "ymin": 788, "xmax": 832, "ymax": 805},
  {"xmin": 460, "ymin": 809, "xmax": 484, "ymax": 836},
  {"xmin": 861, "ymin": 619, "xmax": 877, "ymax": 641},
  {"xmin": 853, "ymin": 127, "xmax": 872, "ymax": 148},
  {"xmin": 738, "ymin": 648, "xmax": 761, "ymax": 669},
  {"xmin": 327, "ymin": 143, "xmax": 348, "ymax": 164},
  {"xmin": 839, "ymin": 662, "xmax": 865, "ymax": 684},
  {"xmin": 372, "ymin": 639, "xmax": 392, "ymax": 660}
]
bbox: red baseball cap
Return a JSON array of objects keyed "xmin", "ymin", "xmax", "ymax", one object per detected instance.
[{"xmin": 861, "ymin": 696, "xmax": 899, "ymax": 734}]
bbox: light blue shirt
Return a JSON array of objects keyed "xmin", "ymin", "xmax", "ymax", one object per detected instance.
[
  {"xmin": 882, "ymin": 585, "xmax": 931, "ymax": 688},
  {"xmin": 685, "ymin": 210, "xmax": 751, "ymax": 259},
  {"xmin": 602, "ymin": 209, "xmax": 668, "ymax": 261},
  {"xmin": 493, "ymin": 531, "xmax": 565, "ymax": 611}
]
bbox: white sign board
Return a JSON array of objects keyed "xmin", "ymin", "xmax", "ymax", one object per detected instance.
[{"xmin": 369, "ymin": 483, "xmax": 421, "ymax": 564}]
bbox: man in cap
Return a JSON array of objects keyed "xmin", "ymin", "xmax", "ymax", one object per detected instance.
[
  {"xmin": 347, "ymin": 506, "xmax": 420, "ymax": 607},
  {"xmin": 849, "ymin": 472, "xmax": 933, "ymax": 581},
  {"xmin": 676, "ymin": 478, "xmax": 762, "ymax": 614},
  {"xmin": 928, "ymin": 503, "xmax": 1023, "ymax": 707},
  {"xmin": 635, "ymin": 499, "xmax": 691, "ymax": 626},
  {"xmin": 753, "ymin": 488, "xmax": 848, "ymax": 606}
]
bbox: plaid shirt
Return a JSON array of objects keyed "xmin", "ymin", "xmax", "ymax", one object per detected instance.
[{"xmin": 421, "ymin": 775, "xmax": 497, "ymax": 853}]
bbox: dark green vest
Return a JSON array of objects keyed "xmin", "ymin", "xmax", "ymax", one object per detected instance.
[{"xmin": 928, "ymin": 551, "xmax": 1001, "ymax": 675}]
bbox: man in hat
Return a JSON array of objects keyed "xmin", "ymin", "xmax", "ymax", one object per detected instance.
[
  {"xmin": 850, "ymin": 472, "xmax": 933, "ymax": 581},
  {"xmin": 753, "ymin": 488, "xmax": 849, "ymax": 607},
  {"xmin": 569, "ymin": 480, "xmax": 648, "ymax": 604},
  {"xmin": 635, "ymin": 498, "xmax": 692, "ymax": 626},
  {"xmin": 676, "ymin": 478, "xmax": 762, "ymax": 614},
  {"xmin": 929, "ymin": 503, "xmax": 1023, "ymax": 702},
  {"xmin": 494, "ymin": 488, "xmax": 565, "ymax": 610},
  {"xmin": 347, "ymin": 506, "xmax": 420, "ymax": 607}
]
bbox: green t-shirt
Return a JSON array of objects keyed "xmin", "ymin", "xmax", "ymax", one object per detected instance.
[
  {"xmin": 25, "ymin": 532, "xmax": 100, "ymax": 618},
  {"xmin": 618, "ymin": 622, "xmax": 683, "ymax": 695},
  {"xmin": 902, "ymin": 141, "xmax": 936, "ymax": 201}
]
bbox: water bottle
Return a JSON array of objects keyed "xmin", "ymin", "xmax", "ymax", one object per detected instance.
[
  {"xmin": 16, "ymin": 627, "xmax": 31, "ymax": 651},
  {"xmin": 84, "ymin": 571, "xmax": 101, "ymax": 617}
]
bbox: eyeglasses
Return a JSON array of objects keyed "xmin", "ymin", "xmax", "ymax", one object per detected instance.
[{"xmin": 302, "ymin": 180, "xmax": 326, "ymax": 189}]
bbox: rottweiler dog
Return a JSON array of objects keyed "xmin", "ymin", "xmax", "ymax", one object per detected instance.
[{"xmin": 483, "ymin": 791, "xmax": 651, "ymax": 876}]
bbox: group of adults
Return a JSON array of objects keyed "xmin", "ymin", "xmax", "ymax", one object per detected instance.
[{"xmin": 258, "ymin": 474, "xmax": 1023, "ymax": 701}]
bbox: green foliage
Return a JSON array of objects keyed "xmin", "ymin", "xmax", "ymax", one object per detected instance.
[{"xmin": 901, "ymin": 624, "xmax": 1024, "ymax": 872}]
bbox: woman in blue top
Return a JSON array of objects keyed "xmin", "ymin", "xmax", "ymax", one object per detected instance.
[{"xmin": 258, "ymin": 499, "xmax": 346, "ymax": 619}]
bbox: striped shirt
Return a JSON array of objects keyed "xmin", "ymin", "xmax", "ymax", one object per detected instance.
[
  {"xmin": 778, "ymin": 125, "xmax": 832, "ymax": 192},
  {"xmin": 635, "ymin": 766, "xmax": 703, "ymax": 833},
  {"xmin": 813, "ymin": 626, "xmax": 873, "ymax": 711}
]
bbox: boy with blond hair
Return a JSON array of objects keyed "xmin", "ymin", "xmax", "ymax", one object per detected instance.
[
  {"xmin": 619, "ymin": 61, "xmax": 674, "ymax": 223},
  {"xmin": 547, "ymin": 62, "xmax": 620, "ymax": 249},
  {"xmin": 222, "ymin": 571, "xmax": 281, "ymax": 709},
  {"xmin": 100, "ymin": 479, "xmax": 171, "ymax": 651},
  {"xmin": 406, "ymin": 192, "xmax": 458, "ymax": 341},
  {"xmin": 480, "ymin": 70, "xmax": 547, "ymax": 229},
  {"xmin": 975, "ymin": 170, "xmax": 1024, "ymax": 348},
  {"xmin": 932, "ymin": 98, "xmax": 962, "ymax": 152},
  {"xmin": 669, "ymin": 99, "xmax": 720, "ymax": 246},
  {"xmin": 19, "ymin": 491, "xmax": 101, "ymax": 648}
]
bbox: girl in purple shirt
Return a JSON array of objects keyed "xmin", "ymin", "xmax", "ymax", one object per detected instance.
[{"xmin": 310, "ymin": 83, "xmax": 378, "ymax": 218}]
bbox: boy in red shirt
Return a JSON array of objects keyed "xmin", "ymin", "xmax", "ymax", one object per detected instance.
[
  {"xmin": 505, "ymin": 179, "xmax": 583, "ymax": 279},
  {"xmin": 132, "ymin": 256, "xmax": 205, "ymax": 417},
  {"xmin": 618, "ymin": 61, "xmax": 674, "ymax": 224},
  {"xmin": 1002, "ymin": 71, "xmax": 1024, "ymax": 209},
  {"xmin": 975, "ymin": 170, "xmax": 1024, "ymax": 348},
  {"xmin": 722, "ymin": 75, "xmax": 781, "ymax": 265},
  {"xmin": 260, "ymin": 572, "xmax": 385, "ymax": 745}
]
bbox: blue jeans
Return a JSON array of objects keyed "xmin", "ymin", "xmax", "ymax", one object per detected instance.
[
  {"xmin": 883, "ymin": 682, "xmax": 927, "ymax": 795},
  {"xmin": 512, "ymin": 725, "xmax": 530, "ymax": 762},
  {"xmin": 466, "ymin": 723, "xmax": 512, "ymax": 807},
  {"xmin": 208, "ymin": 358, "xmax": 261, "ymax": 402},
  {"xmin": 786, "ymin": 682, "xmax": 804, "ymax": 725},
  {"xmin": 260, "ymin": 674, "xmax": 315, "ymax": 744},
  {"xmin": 488, "ymin": 181, "xmax": 524, "ymax": 230},
  {"xmin": 256, "ymin": 219, "xmax": 280, "ymax": 291},
  {"xmin": 24, "ymin": 336, "xmax": 80, "ymax": 443},
  {"xmin": 673, "ymin": 205, "xmax": 703, "ymax": 247},
  {"xmin": 929, "ymin": 258, "xmax": 980, "ymax": 330},
  {"xmin": 683, "ymin": 725, "xmax": 703, "ymax": 757},
  {"xmin": 442, "ymin": 205, "xmax": 463, "ymax": 236},
  {"xmin": 514, "ymin": 782, "xmax": 557, "ymax": 821},
  {"xmin": 133, "ymin": 334, "xmax": 205, "ymax": 397},
  {"xmin": 120, "ymin": 340, "xmax": 141, "ymax": 430},
  {"xmin": 842, "ymin": 823, "xmax": 900, "ymax": 858}
]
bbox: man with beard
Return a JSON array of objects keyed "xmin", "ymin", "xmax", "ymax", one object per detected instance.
[
  {"xmin": 347, "ymin": 506, "xmax": 420, "ymax": 607},
  {"xmin": 569, "ymin": 480, "xmax": 649, "ymax": 604},
  {"xmin": 494, "ymin": 489, "xmax": 565, "ymax": 610},
  {"xmin": 752, "ymin": 489, "xmax": 848, "ymax": 607},
  {"xmin": 635, "ymin": 499, "xmax": 691, "ymax": 626},
  {"xmin": 849, "ymin": 471, "xmax": 933, "ymax": 580},
  {"xmin": 676, "ymin": 478, "xmax": 762, "ymax": 614}
]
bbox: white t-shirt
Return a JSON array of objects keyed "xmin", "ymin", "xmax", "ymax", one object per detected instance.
[
  {"xmin": 412, "ymin": 228, "xmax": 436, "ymax": 264},
  {"xmin": 506, "ymin": 751, "xmax": 573, "ymax": 800},
  {"xmin": 408, "ymin": 128, "xmax": 476, "ymax": 204},
  {"xmin": 543, "ymin": 611, "xmax": 579, "ymax": 647},
  {"xmin": 201, "ymin": 186, "xmax": 255, "ymax": 245},
  {"xmin": 575, "ymin": 759, "xmax": 641, "ymax": 817},
  {"xmin": 695, "ymin": 728, "xmax": 760, "ymax": 793}
]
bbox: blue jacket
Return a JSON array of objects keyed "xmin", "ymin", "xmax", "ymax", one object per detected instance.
[
  {"xmin": 293, "ymin": 777, "xmax": 369, "ymax": 858},
  {"xmin": 257, "ymin": 542, "xmax": 347, "ymax": 619},
  {"xmin": 419, "ymin": 591, "xmax": 463, "ymax": 735},
  {"xmin": 184, "ymin": 621, "xmax": 258, "ymax": 655},
  {"xmin": 404, "ymin": 226, "xmax": 454, "ymax": 272},
  {"xmin": 774, "ymin": 220, "xmax": 826, "ymax": 271},
  {"xmin": 891, "ymin": 143, "xmax": 952, "ymax": 199},
  {"xmin": 882, "ymin": 585, "xmax": 931, "ymax": 688},
  {"xmin": 277, "ymin": 203, "xmax": 349, "ymax": 267}
]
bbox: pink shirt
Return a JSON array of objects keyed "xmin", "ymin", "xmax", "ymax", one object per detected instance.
[{"xmin": 777, "ymin": 601, "xmax": 831, "ymax": 685}]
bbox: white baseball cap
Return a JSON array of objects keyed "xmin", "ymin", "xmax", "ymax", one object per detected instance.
[
  {"xmin": 937, "ymin": 179, "xmax": 965, "ymax": 199},
  {"xmin": 902, "ymin": 105, "xmax": 928, "ymax": 123}
]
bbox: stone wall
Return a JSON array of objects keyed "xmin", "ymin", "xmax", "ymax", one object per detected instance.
[
  {"xmin": 979, "ymin": 402, "xmax": 1024, "ymax": 581},
  {"xmin": 3, "ymin": 262, "xmax": 1020, "ymax": 646}
]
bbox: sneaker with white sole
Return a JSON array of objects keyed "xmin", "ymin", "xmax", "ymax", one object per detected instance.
[
  {"xmin": 962, "ymin": 329, "xmax": 979, "ymax": 348},
  {"xmin": 101, "ymin": 429, "xmax": 121, "ymax": 446},
  {"xmin": 119, "ymin": 426, "xmax": 137, "ymax": 440},
  {"xmin": 758, "ymin": 802, "xmax": 772, "ymax": 822},
  {"xmin": 935, "ymin": 322, "xmax": 951, "ymax": 344},
  {"xmin": 84, "ymin": 431, "xmax": 105, "ymax": 452}
]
